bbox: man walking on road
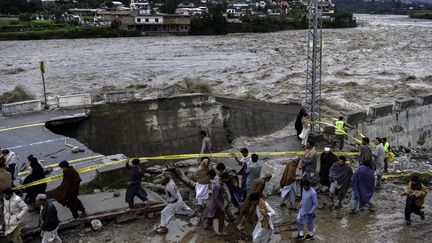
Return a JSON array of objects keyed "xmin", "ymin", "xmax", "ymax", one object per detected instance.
[
  {"xmin": 55, "ymin": 161, "xmax": 86, "ymax": 219},
  {"xmin": 35, "ymin": 194, "xmax": 62, "ymax": 243}
]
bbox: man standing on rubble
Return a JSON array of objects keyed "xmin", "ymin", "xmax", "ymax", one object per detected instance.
[
  {"xmin": 329, "ymin": 156, "xmax": 353, "ymax": 209},
  {"xmin": 235, "ymin": 148, "xmax": 251, "ymax": 201},
  {"xmin": 358, "ymin": 137, "xmax": 373, "ymax": 166},
  {"xmin": 156, "ymin": 175, "xmax": 194, "ymax": 234},
  {"xmin": 200, "ymin": 131, "xmax": 212, "ymax": 154},
  {"xmin": 245, "ymin": 154, "xmax": 262, "ymax": 194},
  {"xmin": 125, "ymin": 158, "xmax": 148, "ymax": 209},
  {"xmin": 216, "ymin": 163, "xmax": 242, "ymax": 214},
  {"xmin": 202, "ymin": 169, "xmax": 226, "ymax": 235},
  {"xmin": 373, "ymin": 138, "xmax": 385, "ymax": 189},
  {"xmin": 334, "ymin": 116, "xmax": 346, "ymax": 151}
]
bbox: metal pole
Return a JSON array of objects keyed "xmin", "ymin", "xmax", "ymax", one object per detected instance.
[{"xmin": 40, "ymin": 61, "xmax": 48, "ymax": 109}]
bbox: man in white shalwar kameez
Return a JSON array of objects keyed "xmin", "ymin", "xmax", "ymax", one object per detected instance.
[
  {"xmin": 156, "ymin": 175, "xmax": 194, "ymax": 234},
  {"xmin": 249, "ymin": 192, "xmax": 276, "ymax": 243}
]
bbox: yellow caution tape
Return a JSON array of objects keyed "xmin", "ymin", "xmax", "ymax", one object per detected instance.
[
  {"xmin": 138, "ymin": 151, "xmax": 359, "ymax": 160},
  {"xmin": 18, "ymin": 154, "xmax": 105, "ymax": 176},
  {"xmin": 0, "ymin": 122, "xmax": 45, "ymax": 133},
  {"xmin": 383, "ymin": 172, "xmax": 432, "ymax": 180},
  {"xmin": 314, "ymin": 121, "xmax": 363, "ymax": 145},
  {"xmin": 15, "ymin": 158, "xmax": 129, "ymax": 190},
  {"xmin": 15, "ymin": 151, "xmax": 360, "ymax": 189}
]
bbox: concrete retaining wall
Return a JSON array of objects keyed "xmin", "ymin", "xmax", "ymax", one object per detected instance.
[
  {"xmin": 46, "ymin": 94, "xmax": 300, "ymax": 157},
  {"xmin": 2, "ymin": 100, "xmax": 42, "ymax": 116},
  {"xmin": 216, "ymin": 97, "xmax": 301, "ymax": 143},
  {"xmin": 57, "ymin": 93, "xmax": 92, "ymax": 108},
  {"xmin": 348, "ymin": 94, "xmax": 432, "ymax": 147}
]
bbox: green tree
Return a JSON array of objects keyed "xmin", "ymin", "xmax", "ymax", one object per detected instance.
[
  {"xmin": 159, "ymin": 0, "xmax": 181, "ymax": 14},
  {"xmin": 111, "ymin": 18, "xmax": 122, "ymax": 29},
  {"xmin": 105, "ymin": 0, "xmax": 114, "ymax": 8}
]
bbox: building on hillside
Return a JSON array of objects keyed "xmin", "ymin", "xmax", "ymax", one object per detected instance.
[
  {"xmin": 97, "ymin": 10, "xmax": 132, "ymax": 22},
  {"xmin": 119, "ymin": 11, "xmax": 191, "ymax": 34},
  {"xmin": 175, "ymin": 6, "xmax": 208, "ymax": 15},
  {"xmin": 130, "ymin": 0, "xmax": 152, "ymax": 14}
]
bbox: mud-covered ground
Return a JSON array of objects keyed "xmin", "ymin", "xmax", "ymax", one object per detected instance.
[
  {"xmin": 1, "ymin": 15, "xmax": 432, "ymax": 114},
  {"xmin": 49, "ymin": 129, "xmax": 431, "ymax": 243}
]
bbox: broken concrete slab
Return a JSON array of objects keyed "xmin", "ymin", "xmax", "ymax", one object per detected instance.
[
  {"xmin": 2, "ymin": 100, "xmax": 42, "ymax": 116},
  {"xmin": 346, "ymin": 110, "xmax": 368, "ymax": 125},
  {"xmin": 416, "ymin": 93, "xmax": 432, "ymax": 106},
  {"xmin": 394, "ymin": 98, "xmax": 416, "ymax": 111},
  {"xmin": 57, "ymin": 93, "xmax": 92, "ymax": 108},
  {"xmin": 104, "ymin": 90, "xmax": 135, "ymax": 104},
  {"xmin": 95, "ymin": 154, "xmax": 129, "ymax": 173},
  {"xmin": 368, "ymin": 104, "xmax": 393, "ymax": 118}
]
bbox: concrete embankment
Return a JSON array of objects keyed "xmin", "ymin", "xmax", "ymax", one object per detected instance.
[{"xmin": 345, "ymin": 94, "xmax": 432, "ymax": 147}]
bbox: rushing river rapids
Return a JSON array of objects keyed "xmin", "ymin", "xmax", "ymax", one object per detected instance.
[{"xmin": 1, "ymin": 15, "xmax": 432, "ymax": 114}]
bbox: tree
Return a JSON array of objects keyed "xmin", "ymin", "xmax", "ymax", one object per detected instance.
[
  {"xmin": 159, "ymin": 0, "xmax": 181, "ymax": 14},
  {"xmin": 111, "ymin": 18, "xmax": 122, "ymax": 29},
  {"xmin": 105, "ymin": 0, "xmax": 114, "ymax": 8}
]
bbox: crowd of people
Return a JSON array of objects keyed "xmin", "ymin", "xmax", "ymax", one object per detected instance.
[
  {"xmin": 146, "ymin": 126, "xmax": 429, "ymax": 242},
  {"xmin": 0, "ymin": 123, "xmax": 429, "ymax": 243},
  {"xmin": 0, "ymin": 150, "xmax": 86, "ymax": 243}
]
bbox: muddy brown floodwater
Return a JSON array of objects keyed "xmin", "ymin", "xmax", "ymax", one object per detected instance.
[{"xmin": 1, "ymin": 15, "xmax": 432, "ymax": 114}]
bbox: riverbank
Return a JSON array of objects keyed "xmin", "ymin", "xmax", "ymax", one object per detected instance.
[
  {"xmin": 0, "ymin": 11, "xmax": 357, "ymax": 41},
  {"xmin": 192, "ymin": 10, "xmax": 357, "ymax": 35},
  {"xmin": 227, "ymin": 14, "xmax": 357, "ymax": 33},
  {"xmin": 0, "ymin": 26, "xmax": 141, "ymax": 41},
  {"xmin": 410, "ymin": 12, "xmax": 432, "ymax": 19}
]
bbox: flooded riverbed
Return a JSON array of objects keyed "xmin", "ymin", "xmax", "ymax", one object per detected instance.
[{"xmin": 1, "ymin": 15, "xmax": 432, "ymax": 113}]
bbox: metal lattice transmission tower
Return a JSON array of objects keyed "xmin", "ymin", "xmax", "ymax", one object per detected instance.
[{"xmin": 305, "ymin": 0, "xmax": 323, "ymax": 132}]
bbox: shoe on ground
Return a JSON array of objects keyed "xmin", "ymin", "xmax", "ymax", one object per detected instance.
[
  {"xmin": 304, "ymin": 234, "xmax": 315, "ymax": 240},
  {"xmin": 236, "ymin": 224, "xmax": 244, "ymax": 231},
  {"xmin": 156, "ymin": 227, "xmax": 168, "ymax": 234},
  {"xmin": 420, "ymin": 211, "xmax": 425, "ymax": 220},
  {"xmin": 368, "ymin": 207, "xmax": 375, "ymax": 212},
  {"xmin": 406, "ymin": 220, "xmax": 412, "ymax": 226},
  {"xmin": 280, "ymin": 202, "xmax": 287, "ymax": 207},
  {"xmin": 334, "ymin": 204, "xmax": 342, "ymax": 209},
  {"xmin": 295, "ymin": 234, "xmax": 305, "ymax": 241}
]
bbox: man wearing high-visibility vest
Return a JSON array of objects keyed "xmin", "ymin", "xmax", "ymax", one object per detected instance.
[
  {"xmin": 334, "ymin": 116, "xmax": 345, "ymax": 151},
  {"xmin": 383, "ymin": 137, "xmax": 390, "ymax": 173}
]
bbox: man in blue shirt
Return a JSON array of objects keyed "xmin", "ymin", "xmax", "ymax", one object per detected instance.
[
  {"xmin": 295, "ymin": 179, "xmax": 318, "ymax": 241},
  {"xmin": 245, "ymin": 154, "xmax": 262, "ymax": 193}
]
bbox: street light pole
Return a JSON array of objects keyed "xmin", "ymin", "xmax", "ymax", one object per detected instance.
[{"xmin": 39, "ymin": 61, "xmax": 48, "ymax": 110}]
